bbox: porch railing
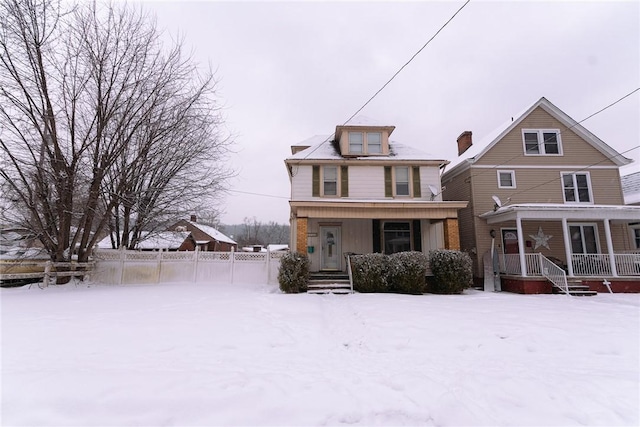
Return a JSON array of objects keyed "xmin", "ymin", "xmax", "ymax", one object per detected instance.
[{"xmin": 500, "ymin": 252, "xmax": 640, "ymax": 277}]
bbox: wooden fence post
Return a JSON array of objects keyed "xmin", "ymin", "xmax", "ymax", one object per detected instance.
[{"xmin": 43, "ymin": 261, "xmax": 52, "ymax": 287}]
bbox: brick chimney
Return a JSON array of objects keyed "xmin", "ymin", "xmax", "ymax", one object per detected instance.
[
  {"xmin": 190, "ymin": 214, "xmax": 197, "ymax": 223},
  {"xmin": 457, "ymin": 131, "xmax": 472, "ymax": 156}
]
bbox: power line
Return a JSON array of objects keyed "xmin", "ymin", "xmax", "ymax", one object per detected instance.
[
  {"xmin": 299, "ymin": 0, "xmax": 472, "ymax": 161},
  {"xmin": 228, "ymin": 189, "xmax": 289, "ymax": 200}
]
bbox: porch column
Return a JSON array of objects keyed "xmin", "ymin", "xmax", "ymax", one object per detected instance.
[
  {"xmin": 516, "ymin": 217, "xmax": 527, "ymax": 277},
  {"xmin": 562, "ymin": 218, "xmax": 574, "ymax": 277},
  {"xmin": 603, "ymin": 219, "xmax": 618, "ymax": 277},
  {"xmin": 443, "ymin": 218, "xmax": 460, "ymax": 250},
  {"xmin": 296, "ymin": 217, "xmax": 308, "ymax": 254}
]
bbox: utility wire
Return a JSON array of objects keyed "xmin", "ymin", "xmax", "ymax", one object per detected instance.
[{"xmin": 299, "ymin": 0, "xmax": 471, "ymax": 161}]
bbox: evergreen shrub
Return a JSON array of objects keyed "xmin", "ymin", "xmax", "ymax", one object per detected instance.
[
  {"xmin": 278, "ymin": 252, "xmax": 310, "ymax": 293},
  {"xmin": 429, "ymin": 249, "xmax": 473, "ymax": 294},
  {"xmin": 350, "ymin": 253, "xmax": 389, "ymax": 293},
  {"xmin": 388, "ymin": 251, "xmax": 428, "ymax": 294}
]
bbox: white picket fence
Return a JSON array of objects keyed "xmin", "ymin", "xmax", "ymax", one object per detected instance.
[{"xmin": 92, "ymin": 249, "xmax": 285, "ymax": 285}]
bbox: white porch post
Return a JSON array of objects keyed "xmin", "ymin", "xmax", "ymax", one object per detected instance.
[
  {"xmin": 562, "ymin": 218, "xmax": 574, "ymax": 277},
  {"xmin": 603, "ymin": 219, "xmax": 618, "ymax": 277},
  {"xmin": 516, "ymin": 217, "xmax": 527, "ymax": 277}
]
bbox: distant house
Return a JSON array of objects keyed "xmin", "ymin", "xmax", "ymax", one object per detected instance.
[
  {"xmin": 96, "ymin": 231, "xmax": 194, "ymax": 251},
  {"xmin": 284, "ymin": 116, "xmax": 468, "ymax": 273},
  {"xmin": 169, "ymin": 216, "xmax": 237, "ymax": 252},
  {"xmin": 441, "ymin": 97, "xmax": 640, "ymax": 294}
]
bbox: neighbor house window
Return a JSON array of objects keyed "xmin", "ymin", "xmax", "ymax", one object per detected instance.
[
  {"xmin": 631, "ymin": 225, "xmax": 640, "ymax": 249},
  {"xmin": 349, "ymin": 132, "xmax": 363, "ymax": 154},
  {"xmin": 497, "ymin": 170, "xmax": 516, "ymax": 188},
  {"xmin": 522, "ymin": 129, "xmax": 562, "ymax": 155},
  {"xmin": 395, "ymin": 166, "xmax": 410, "ymax": 196},
  {"xmin": 562, "ymin": 172, "xmax": 592, "ymax": 203},
  {"xmin": 367, "ymin": 132, "xmax": 382, "ymax": 154},
  {"xmin": 569, "ymin": 224, "xmax": 598, "ymax": 254},
  {"xmin": 323, "ymin": 166, "xmax": 338, "ymax": 196},
  {"xmin": 383, "ymin": 221, "xmax": 411, "ymax": 254}
]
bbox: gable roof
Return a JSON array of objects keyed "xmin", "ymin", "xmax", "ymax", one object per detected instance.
[
  {"xmin": 185, "ymin": 221, "xmax": 237, "ymax": 245},
  {"xmin": 444, "ymin": 97, "xmax": 633, "ymax": 177},
  {"xmin": 96, "ymin": 231, "xmax": 191, "ymax": 250},
  {"xmin": 621, "ymin": 171, "xmax": 640, "ymax": 205}
]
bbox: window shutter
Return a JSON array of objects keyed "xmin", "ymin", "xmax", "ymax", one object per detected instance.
[
  {"xmin": 372, "ymin": 219, "xmax": 381, "ymax": 253},
  {"xmin": 340, "ymin": 165, "xmax": 349, "ymax": 197},
  {"xmin": 312, "ymin": 165, "xmax": 319, "ymax": 197},
  {"xmin": 412, "ymin": 220, "xmax": 422, "ymax": 252},
  {"xmin": 384, "ymin": 166, "xmax": 392, "ymax": 197},
  {"xmin": 412, "ymin": 166, "xmax": 421, "ymax": 198}
]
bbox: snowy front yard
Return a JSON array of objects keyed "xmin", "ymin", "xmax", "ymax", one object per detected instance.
[{"xmin": 1, "ymin": 282, "xmax": 639, "ymax": 426}]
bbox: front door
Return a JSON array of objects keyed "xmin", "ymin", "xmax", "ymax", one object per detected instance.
[
  {"xmin": 320, "ymin": 226, "xmax": 341, "ymax": 271},
  {"xmin": 501, "ymin": 229, "xmax": 519, "ymax": 254}
]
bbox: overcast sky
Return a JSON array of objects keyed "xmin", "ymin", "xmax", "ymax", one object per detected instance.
[{"xmin": 138, "ymin": 0, "xmax": 639, "ymax": 225}]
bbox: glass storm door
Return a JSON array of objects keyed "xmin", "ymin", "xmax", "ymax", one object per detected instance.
[{"xmin": 320, "ymin": 226, "xmax": 341, "ymax": 270}]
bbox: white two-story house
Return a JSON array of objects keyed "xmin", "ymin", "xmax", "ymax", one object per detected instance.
[{"xmin": 285, "ymin": 117, "xmax": 468, "ymax": 273}]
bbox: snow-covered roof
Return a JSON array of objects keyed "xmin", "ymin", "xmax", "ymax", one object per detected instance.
[
  {"xmin": 286, "ymin": 138, "xmax": 441, "ymax": 162},
  {"xmin": 186, "ymin": 221, "xmax": 237, "ymax": 245},
  {"xmin": 96, "ymin": 231, "xmax": 191, "ymax": 250},
  {"xmin": 479, "ymin": 203, "xmax": 640, "ymax": 222},
  {"xmin": 621, "ymin": 171, "xmax": 640, "ymax": 205},
  {"xmin": 342, "ymin": 115, "xmax": 395, "ymax": 128},
  {"xmin": 444, "ymin": 97, "xmax": 633, "ymax": 177},
  {"xmin": 0, "ymin": 246, "xmax": 49, "ymax": 260},
  {"xmin": 266, "ymin": 244, "xmax": 289, "ymax": 251}
]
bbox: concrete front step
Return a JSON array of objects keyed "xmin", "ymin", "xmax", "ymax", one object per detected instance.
[
  {"xmin": 553, "ymin": 285, "xmax": 598, "ymax": 296},
  {"xmin": 307, "ymin": 281, "xmax": 352, "ymax": 294}
]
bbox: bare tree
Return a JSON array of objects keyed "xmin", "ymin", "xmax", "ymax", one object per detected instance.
[{"xmin": 0, "ymin": 0, "xmax": 233, "ymax": 266}]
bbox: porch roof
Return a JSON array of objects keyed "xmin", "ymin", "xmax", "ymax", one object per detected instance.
[
  {"xmin": 479, "ymin": 203, "xmax": 640, "ymax": 224},
  {"xmin": 290, "ymin": 199, "xmax": 468, "ymax": 219}
]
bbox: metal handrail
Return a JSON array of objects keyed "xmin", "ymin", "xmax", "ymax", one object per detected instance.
[{"xmin": 539, "ymin": 254, "xmax": 569, "ymax": 295}]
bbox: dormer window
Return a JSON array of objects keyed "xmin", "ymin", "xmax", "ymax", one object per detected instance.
[
  {"xmin": 368, "ymin": 132, "xmax": 382, "ymax": 154},
  {"xmin": 522, "ymin": 129, "xmax": 562, "ymax": 155},
  {"xmin": 349, "ymin": 132, "xmax": 363, "ymax": 154},
  {"xmin": 348, "ymin": 131, "xmax": 383, "ymax": 155}
]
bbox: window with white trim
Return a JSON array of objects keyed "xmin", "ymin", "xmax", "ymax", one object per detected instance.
[
  {"xmin": 349, "ymin": 132, "xmax": 363, "ymax": 154},
  {"xmin": 569, "ymin": 223, "xmax": 599, "ymax": 254},
  {"xmin": 562, "ymin": 172, "xmax": 592, "ymax": 203},
  {"xmin": 322, "ymin": 166, "xmax": 338, "ymax": 196},
  {"xmin": 367, "ymin": 132, "xmax": 382, "ymax": 154},
  {"xmin": 348, "ymin": 131, "xmax": 384, "ymax": 155},
  {"xmin": 497, "ymin": 170, "xmax": 516, "ymax": 188},
  {"xmin": 631, "ymin": 225, "xmax": 640, "ymax": 249},
  {"xmin": 395, "ymin": 166, "xmax": 410, "ymax": 196},
  {"xmin": 522, "ymin": 129, "xmax": 562, "ymax": 155}
]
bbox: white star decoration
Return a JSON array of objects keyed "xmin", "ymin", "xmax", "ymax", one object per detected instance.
[{"xmin": 529, "ymin": 227, "xmax": 552, "ymax": 250}]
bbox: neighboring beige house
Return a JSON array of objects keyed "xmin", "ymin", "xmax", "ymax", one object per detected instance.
[
  {"xmin": 622, "ymin": 171, "xmax": 640, "ymax": 251},
  {"xmin": 284, "ymin": 117, "xmax": 468, "ymax": 274},
  {"xmin": 442, "ymin": 97, "xmax": 640, "ymax": 294}
]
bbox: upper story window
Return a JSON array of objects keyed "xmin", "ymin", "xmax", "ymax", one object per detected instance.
[
  {"xmin": 348, "ymin": 131, "xmax": 383, "ymax": 155},
  {"xmin": 349, "ymin": 132, "xmax": 363, "ymax": 154},
  {"xmin": 312, "ymin": 165, "xmax": 348, "ymax": 197},
  {"xmin": 497, "ymin": 170, "xmax": 516, "ymax": 189},
  {"xmin": 395, "ymin": 166, "xmax": 410, "ymax": 196},
  {"xmin": 522, "ymin": 129, "xmax": 562, "ymax": 155},
  {"xmin": 323, "ymin": 166, "xmax": 338, "ymax": 196},
  {"xmin": 384, "ymin": 166, "xmax": 421, "ymax": 198},
  {"xmin": 562, "ymin": 172, "xmax": 592, "ymax": 203},
  {"xmin": 367, "ymin": 132, "xmax": 382, "ymax": 154}
]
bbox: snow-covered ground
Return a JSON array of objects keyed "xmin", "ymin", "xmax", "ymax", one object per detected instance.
[{"xmin": 2, "ymin": 282, "xmax": 639, "ymax": 426}]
